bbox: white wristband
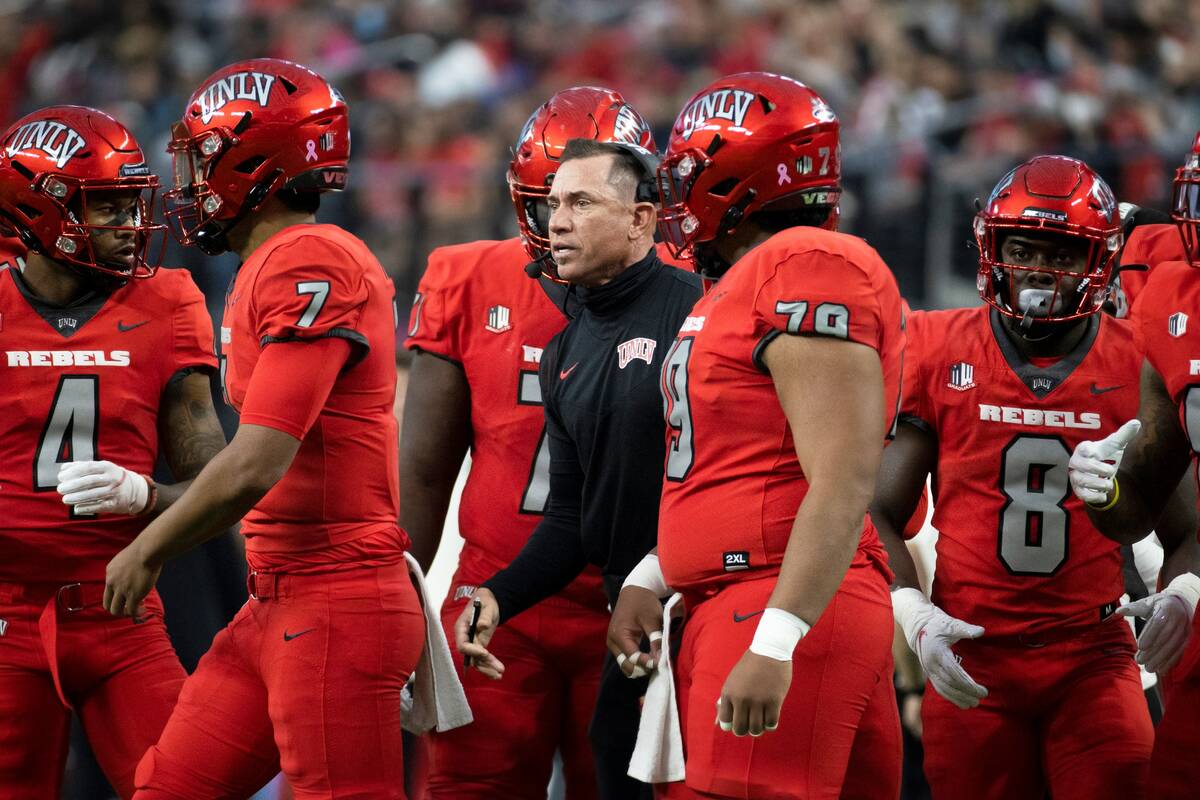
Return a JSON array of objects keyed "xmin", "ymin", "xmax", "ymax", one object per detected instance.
[
  {"xmin": 622, "ymin": 554, "xmax": 671, "ymax": 599},
  {"xmin": 749, "ymin": 608, "xmax": 811, "ymax": 662}
]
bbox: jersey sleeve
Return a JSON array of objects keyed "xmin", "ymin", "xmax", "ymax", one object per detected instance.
[
  {"xmin": 171, "ymin": 271, "xmax": 218, "ymax": 376},
  {"xmin": 404, "ymin": 247, "xmax": 468, "ymax": 364},
  {"xmin": 750, "ymin": 251, "xmax": 884, "ymax": 372},
  {"xmin": 239, "ymin": 337, "xmax": 350, "ymax": 439},
  {"xmin": 251, "ymin": 235, "xmax": 372, "ymax": 360},
  {"xmin": 898, "ymin": 310, "xmax": 935, "ymax": 432}
]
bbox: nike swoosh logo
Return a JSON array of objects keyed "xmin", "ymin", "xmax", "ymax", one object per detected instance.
[
  {"xmin": 283, "ymin": 628, "xmax": 316, "ymax": 642},
  {"xmin": 732, "ymin": 610, "xmax": 763, "ymax": 623},
  {"xmin": 559, "ymin": 362, "xmax": 579, "ymax": 381},
  {"xmin": 1090, "ymin": 383, "xmax": 1123, "ymax": 395},
  {"xmin": 117, "ymin": 320, "xmax": 148, "ymax": 332}
]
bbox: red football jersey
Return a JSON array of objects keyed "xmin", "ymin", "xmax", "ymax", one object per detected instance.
[
  {"xmin": 1136, "ymin": 260, "xmax": 1200, "ymax": 459},
  {"xmin": 220, "ymin": 224, "xmax": 403, "ymax": 572},
  {"xmin": 406, "ymin": 236, "xmax": 613, "ymax": 604},
  {"xmin": 0, "ymin": 265, "xmax": 215, "ymax": 583},
  {"xmin": 657, "ymin": 226, "xmax": 904, "ymax": 592},
  {"xmin": 903, "ymin": 306, "xmax": 1140, "ymax": 638},
  {"xmin": 1120, "ymin": 224, "xmax": 1188, "ymax": 319}
]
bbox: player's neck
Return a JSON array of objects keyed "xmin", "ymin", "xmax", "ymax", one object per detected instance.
[
  {"xmin": 230, "ymin": 202, "xmax": 317, "ymax": 261},
  {"xmin": 715, "ymin": 224, "xmax": 774, "ymax": 267},
  {"xmin": 20, "ymin": 252, "xmax": 93, "ymax": 306},
  {"xmin": 1001, "ymin": 315, "xmax": 1090, "ymax": 360}
]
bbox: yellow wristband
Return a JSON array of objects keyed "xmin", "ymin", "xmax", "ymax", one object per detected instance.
[{"xmin": 1086, "ymin": 476, "xmax": 1120, "ymax": 511}]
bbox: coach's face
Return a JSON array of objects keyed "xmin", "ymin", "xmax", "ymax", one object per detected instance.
[{"xmin": 547, "ymin": 154, "xmax": 650, "ymax": 287}]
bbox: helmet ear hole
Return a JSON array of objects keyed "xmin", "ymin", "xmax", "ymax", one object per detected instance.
[
  {"xmin": 234, "ymin": 156, "xmax": 266, "ymax": 175},
  {"xmin": 9, "ymin": 160, "xmax": 33, "ymax": 180},
  {"xmin": 708, "ymin": 177, "xmax": 740, "ymax": 197}
]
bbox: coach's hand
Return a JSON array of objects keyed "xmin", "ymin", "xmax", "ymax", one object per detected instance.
[
  {"xmin": 717, "ymin": 651, "xmax": 792, "ymax": 737},
  {"xmin": 892, "ymin": 587, "xmax": 987, "ymax": 709},
  {"xmin": 1118, "ymin": 572, "xmax": 1200, "ymax": 674},
  {"xmin": 104, "ymin": 540, "xmax": 156, "ymax": 618},
  {"xmin": 608, "ymin": 586, "xmax": 662, "ymax": 678},
  {"xmin": 57, "ymin": 460, "xmax": 151, "ymax": 516},
  {"xmin": 454, "ymin": 588, "xmax": 505, "ymax": 679}
]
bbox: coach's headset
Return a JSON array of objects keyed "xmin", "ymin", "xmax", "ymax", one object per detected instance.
[{"xmin": 523, "ymin": 142, "xmax": 664, "ymax": 280}]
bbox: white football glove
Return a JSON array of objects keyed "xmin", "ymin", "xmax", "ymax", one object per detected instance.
[
  {"xmin": 1117, "ymin": 573, "xmax": 1200, "ymax": 674},
  {"xmin": 57, "ymin": 461, "xmax": 150, "ymax": 516},
  {"xmin": 1069, "ymin": 419, "xmax": 1141, "ymax": 506},
  {"xmin": 893, "ymin": 587, "xmax": 988, "ymax": 709}
]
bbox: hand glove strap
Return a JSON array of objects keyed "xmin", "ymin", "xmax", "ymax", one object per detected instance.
[
  {"xmin": 135, "ymin": 475, "xmax": 157, "ymax": 516},
  {"xmin": 1085, "ymin": 476, "xmax": 1120, "ymax": 511}
]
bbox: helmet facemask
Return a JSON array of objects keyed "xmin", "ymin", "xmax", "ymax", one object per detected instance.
[
  {"xmin": 35, "ymin": 175, "xmax": 164, "ymax": 282},
  {"xmin": 1172, "ymin": 151, "xmax": 1200, "ymax": 265}
]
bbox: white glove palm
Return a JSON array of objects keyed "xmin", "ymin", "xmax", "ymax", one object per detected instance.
[
  {"xmin": 1118, "ymin": 573, "xmax": 1200, "ymax": 674},
  {"xmin": 57, "ymin": 461, "xmax": 150, "ymax": 516},
  {"xmin": 1069, "ymin": 420, "xmax": 1141, "ymax": 505},
  {"xmin": 893, "ymin": 587, "xmax": 988, "ymax": 709}
]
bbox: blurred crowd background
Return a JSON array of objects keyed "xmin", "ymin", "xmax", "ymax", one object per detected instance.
[
  {"xmin": 10, "ymin": 0, "xmax": 1198, "ymax": 796},
  {"xmin": 8, "ymin": 0, "xmax": 1200, "ymax": 318}
]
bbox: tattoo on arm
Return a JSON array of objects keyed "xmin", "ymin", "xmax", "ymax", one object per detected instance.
[{"xmin": 159, "ymin": 372, "xmax": 228, "ymax": 500}]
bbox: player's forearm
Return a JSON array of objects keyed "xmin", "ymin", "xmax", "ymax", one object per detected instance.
[
  {"xmin": 1085, "ymin": 465, "xmax": 1161, "ymax": 545},
  {"xmin": 1157, "ymin": 477, "xmax": 1200, "ymax": 587},
  {"xmin": 398, "ymin": 475, "xmax": 454, "ymax": 573},
  {"xmin": 875, "ymin": 521, "xmax": 922, "ymax": 591},
  {"xmin": 151, "ymin": 479, "xmax": 196, "ymax": 514},
  {"xmin": 767, "ymin": 476, "xmax": 874, "ymax": 625},
  {"xmin": 134, "ymin": 432, "xmax": 293, "ymax": 567}
]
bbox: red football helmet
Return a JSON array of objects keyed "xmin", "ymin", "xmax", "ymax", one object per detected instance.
[
  {"xmin": 165, "ymin": 58, "xmax": 350, "ymax": 254},
  {"xmin": 0, "ymin": 106, "xmax": 163, "ymax": 279},
  {"xmin": 508, "ymin": 86, "xmax": 655, "ymax": 276},
  {"xmin": 975, "ymin": 155, "xmax": 1122, "ymax": 322},
  {"xmin": 1171, "ymin": 130, "xmax": 1200, "ymax": 265},
  {"xmin": 658, "ymin": 72, "xmax": 841, "ymax": 278}
]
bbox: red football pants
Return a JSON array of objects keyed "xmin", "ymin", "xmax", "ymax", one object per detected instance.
[
  {"xmin": 418, "ymin": 568, "xmax": 608, "ymax": 799},
  {"xmin": 1149, "ymin": 613, "xmax": 1200, "ymax": 799},
  {"xmin": 0, "ymin": 582, "xmax": 184, "ymax": 799},
  {"xmin": 133, "ymin": 563, "xmax": 425, "ymax": 799},
  {"xmin": 659, "ymin": 566, "xmax": 901, "ymax": 800},
  {"xmin": 921, "ymin": 617, "xmax": 1152, "ymax": 800}
]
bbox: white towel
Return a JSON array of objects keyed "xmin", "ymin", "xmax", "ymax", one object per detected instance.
[
  {"xmin": 627, "ymin": 592, "xmax": 686, "ymax": 783},
  {"xmin": 400, "ymin": 552, "xmax": 474, "ymax": 734}
]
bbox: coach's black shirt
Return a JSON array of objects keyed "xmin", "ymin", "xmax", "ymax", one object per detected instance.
[{"xmin": 485, "ymin": 249, "xmax": 703, "ymax": 622}]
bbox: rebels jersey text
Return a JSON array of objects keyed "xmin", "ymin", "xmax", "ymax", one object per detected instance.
[
  {"xmin": 0, "ymin": 265, "xmax": 215, "ymax": 583},
  {"xmin": 221, "ymin": 225, "xmax": 402, "ymax": 571},
  {"xmin": 657, "ymin": 226, "xmax": 904, "ymax": 592},
  {"xmin": 902, "ymin": 307, "xmax": 1140, "ymax": 638}
]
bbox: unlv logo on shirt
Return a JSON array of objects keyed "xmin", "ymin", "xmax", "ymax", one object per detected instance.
[
  {"xmin": 947, "ymin": 361, "xmax": 976, "ymax": 391},
  {"xmin": 1169, "ymin": 311, "xmax": 1188, "ymax": 338},
  {"xmin": 5, "ymin": 120, "xmax": 86, "ymax": 169},
  {"xmin": 617, "ymin": 337, "xmax": 656, "ymax": 368},
  {"xmin": 485, "ymin": 304, "xmax": 512, "ymax": 334},
  {"xmin": 197, "ymin": 71, "xmax": 277, "ymax": 124}
]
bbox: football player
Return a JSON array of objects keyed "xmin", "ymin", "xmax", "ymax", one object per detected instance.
[
  {"xmin": 0, "ymin": 106, "xmax": 223, "ymax": 798},
  {"xmin": 1069, "ymin": 131, "xmax": 1200, "ymax": 798},
  {"xmin": 614, "ymin": 72, "xmax": 905, "ymax": 799},
  {"xmin": 400, "ymin": 86, "xmax": 655, "ymax": 799},
  {"xmin": 102, "ymin": 59, "xmax": 425, "ymax": 799},
  {"xmin": 870, "ymin": 155, "xmax": 1183, "ymax": 799}
]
